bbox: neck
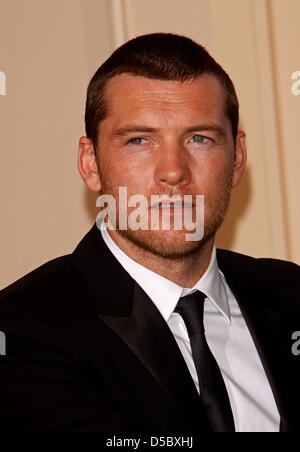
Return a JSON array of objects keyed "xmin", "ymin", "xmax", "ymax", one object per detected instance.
[{"xmin": 107, "ymin": 230, "xmax": 215, "ymax": 287}]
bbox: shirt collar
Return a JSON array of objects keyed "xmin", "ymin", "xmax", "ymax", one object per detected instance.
[
  {"xmin": 191, "ymin": 246, "xmax": 231, "ymax": 324},
  {"xmin": 100, "ymin": 220, "xmax": 231, "ymax": 324}
]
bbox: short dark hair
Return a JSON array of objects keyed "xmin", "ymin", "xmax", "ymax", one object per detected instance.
[{"xmin": 85, "ymin": 33, "xmax": 239, "ymax": 148}]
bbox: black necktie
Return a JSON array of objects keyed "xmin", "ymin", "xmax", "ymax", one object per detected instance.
[{"xmin": 176, "ymin": 291, "xmax": 235, "ymax": 432}]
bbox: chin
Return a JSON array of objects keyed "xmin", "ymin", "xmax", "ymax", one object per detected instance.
[{"xmin": 119, "ymin": 228, "xmax": 210, "ymax": 259}]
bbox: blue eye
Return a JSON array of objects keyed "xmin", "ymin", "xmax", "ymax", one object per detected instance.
[
  {"xmin": 127, "ymin": 137, "xmax": 146, "ymax": 145},
  {"xmin": 191, "ymin": 135, "xmax": 209, "ymax": 143}
]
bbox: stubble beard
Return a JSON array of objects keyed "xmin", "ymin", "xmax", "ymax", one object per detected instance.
[
  {"xmin": 99, "ymin": 175, "xmax": 233, "ymax": 261},
  {"xmin": 118, "ymin": 183, "xmax": 232, "ymax": 260}
]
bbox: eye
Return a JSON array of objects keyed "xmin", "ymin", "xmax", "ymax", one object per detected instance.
[
  {"xmin": 190, "ymin": 134, "xmax": 211, "ymax": 144},
  {"xmin": 127, "ymin": 137, "xmax": 148, "ymax": 145}
]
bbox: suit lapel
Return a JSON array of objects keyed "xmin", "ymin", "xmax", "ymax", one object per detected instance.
[
  {"xmin": 98, "ymin": 282, "xmax": 212, "ymax": 432},
  {"xmin": 71, "ymin": 225, "xmax": 212, "ymax": 432},
  {"xmin": 217, "ymin": 250, "xmax": 292, "ymax": 431}
]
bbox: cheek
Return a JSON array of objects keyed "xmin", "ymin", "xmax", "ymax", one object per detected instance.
[
  {"xmin": 99, "ymin": 153, "xmax": 153, "ymax": 193},
  {"xmin": 195, "ymin": 155, "xmax": 232, "ymax": 190}
]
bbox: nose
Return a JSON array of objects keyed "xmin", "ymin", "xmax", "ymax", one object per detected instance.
[{"xmin": 154, "ymin": 141, "xmax": 191, "ymax": 189}]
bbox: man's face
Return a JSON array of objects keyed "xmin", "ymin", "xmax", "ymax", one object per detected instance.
[{"xmin": 94, "ymin": 73, "xmax": 245, "ymax": 258}]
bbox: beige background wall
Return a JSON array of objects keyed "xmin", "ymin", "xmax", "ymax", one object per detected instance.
[{"xmin": 0, "ymin": 0, "xmax": 299, "ymax": 289}]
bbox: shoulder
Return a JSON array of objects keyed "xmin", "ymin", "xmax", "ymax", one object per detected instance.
[
  {"xmin": 217, "ymin": 248, "xmax": 299, "ymax": 270},
  {"xmin": 0, "ymin": 255, "xmax": 71, "ymax": 297},
  {"xmin": 0, "ymin": 255, "xmax": 75, "ymax": 324},
  {"xmin": 217, "ymin": 248, "xmax": 300, "ymax": 290},
  {"xmin": 0, "ymin": 253, "xmax": 89, "ymax": 365}
]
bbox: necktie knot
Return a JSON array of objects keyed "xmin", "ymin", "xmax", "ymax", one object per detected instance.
[{"xmin": 175, "ymin": 291, "xmax": 206, "ymax": 338}]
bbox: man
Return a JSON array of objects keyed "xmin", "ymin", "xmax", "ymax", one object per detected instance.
[{"xmin": 0, "ymin": 33, "xmax": 299, "ymax": 434}]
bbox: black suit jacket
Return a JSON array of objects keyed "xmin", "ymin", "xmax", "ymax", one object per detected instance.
[{"xmin": 0, "ymin": 224, "xmax": 300, "ymax": 433}]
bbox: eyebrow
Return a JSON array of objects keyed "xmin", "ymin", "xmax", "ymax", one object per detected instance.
[
  {"xmin": 112, "ymin": 126, "xmax": 157, "ymax": 138},
  {"xmin": 184, "ymin": 125, "xmax": 227, "ymax": 139},
  {"xmin": 111, "ymin": 124, "xmax": 227, "ymax": 139}
]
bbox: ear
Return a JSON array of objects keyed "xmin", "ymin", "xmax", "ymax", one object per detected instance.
[
  {"xmin": 78, "ymin": 136, "xmax": 101, "ymax": 192},
  {"xmin": 232, "ymin": 131, "xmax": 247, "ymax": 187}
]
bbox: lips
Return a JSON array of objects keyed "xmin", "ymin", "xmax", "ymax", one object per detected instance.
[{"xmin": 150, "ymin": 197, "xmax": 194, "ymax": 209}]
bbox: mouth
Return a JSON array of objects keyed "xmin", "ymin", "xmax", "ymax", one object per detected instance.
[
  {"xmin": 150, "ymin": 201, "xmax": 194, "ymax": 210},
  {"xmin": 149, "ymin": 200, "xmax": 194, "ymax": 224}
]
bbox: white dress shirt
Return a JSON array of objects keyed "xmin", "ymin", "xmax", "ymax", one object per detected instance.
[{"xmin": 100, "ymin": 221, "xmax": 280, "ymax": 432}]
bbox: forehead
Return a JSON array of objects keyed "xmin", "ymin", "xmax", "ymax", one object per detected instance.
[{"xmin": 103, "ymin": 74, "xmax": 227, "ymax": 126}]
